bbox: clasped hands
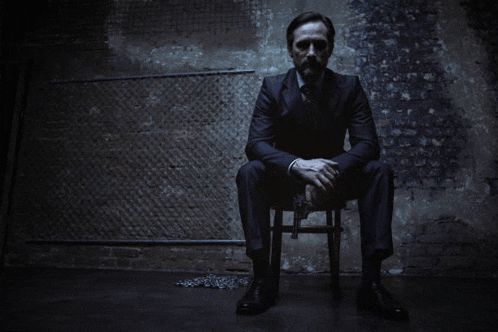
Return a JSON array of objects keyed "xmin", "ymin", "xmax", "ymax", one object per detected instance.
[{"xmin": 290, "ymin": 158, "xmax": 339, "ymax": 208}]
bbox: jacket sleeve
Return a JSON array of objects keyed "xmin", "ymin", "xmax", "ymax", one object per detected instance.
[
  {"xmin": 245, "ymin": 77, "xmax": 298, "ymax": 177},
  {"xmin": 332, "ymin": 76, "xmax": 380, "ymax": 177}
]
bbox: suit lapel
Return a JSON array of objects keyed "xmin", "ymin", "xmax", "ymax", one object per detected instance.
[{"xmin": 321, "ymin": 69, "xmax": 341, "ymax": 117}]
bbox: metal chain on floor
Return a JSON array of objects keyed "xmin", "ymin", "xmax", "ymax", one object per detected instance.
[{"xmin": 176, "ymin": 274, "xmax": 251, "ymax": 289}]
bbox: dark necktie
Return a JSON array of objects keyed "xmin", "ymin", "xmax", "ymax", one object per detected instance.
[{"xmin": 301, "ymin": 84, "xmax": 319, "ymax": 129}]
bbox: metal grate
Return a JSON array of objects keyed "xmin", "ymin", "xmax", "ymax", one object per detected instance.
[
  {"xmin": 15, "ymin": 70, "xmax": 260, "ymax": 241},
  {"xmin": 109, "ymin": 0, "xmax": 263, "ymax": 36}
]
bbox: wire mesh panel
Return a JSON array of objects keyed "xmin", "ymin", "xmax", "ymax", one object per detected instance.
[
  {"xmin": 109, "ymin": 0, "xmax": 263, "ymax": 36},
  {"xmin": 15, "ymin": 71, "xmax": 260, "ymax": 241}
]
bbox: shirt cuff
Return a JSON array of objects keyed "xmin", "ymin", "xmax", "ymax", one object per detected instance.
[{"xmin": 287, "ymin": 158, "xmax": 300, "ymax": 175}]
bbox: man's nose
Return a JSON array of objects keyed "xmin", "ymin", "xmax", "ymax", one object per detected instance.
[{"xmin": 307, "ymin": 44, "xmax": 317, "ymax": 57}]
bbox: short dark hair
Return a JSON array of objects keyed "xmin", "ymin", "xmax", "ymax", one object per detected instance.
[{"xmin": 286, "ymin": 12, "xmax": 335, "ymax": 50}]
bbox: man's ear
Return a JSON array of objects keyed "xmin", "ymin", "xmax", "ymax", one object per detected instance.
[
  {"xmin": 327, "ymin": 44, "xmax": 334, "ymax": 58},
  {"xmin": 288, "ymin": 45, "xmax": 293, "ymax": 58}
]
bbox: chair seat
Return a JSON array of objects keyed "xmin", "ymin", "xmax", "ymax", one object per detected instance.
[{"xmin": 271, "ymin": 197, "xmax": 346, "ymax": 212}]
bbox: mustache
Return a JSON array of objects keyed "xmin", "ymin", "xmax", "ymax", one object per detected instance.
[
  {"xmin": 301, "ymin": 59, "xmax": 324, "ymax": 70},
  {"xmin": 302, "ymin": 58, "xmax": 322, "ymax": 67}
]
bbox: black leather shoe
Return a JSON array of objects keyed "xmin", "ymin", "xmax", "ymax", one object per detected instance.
[
  {"xmin": 236, "ymin": 278, "xmax": 278, "ymax": 315},
  {"xmin": 357, "ymin": 282, "xmax": 409, "ymax": 321}
]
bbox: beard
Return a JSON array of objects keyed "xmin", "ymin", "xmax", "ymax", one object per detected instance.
[{"xmin": 297, "ymin": 59, "xmax": 326, "ymax": 82}]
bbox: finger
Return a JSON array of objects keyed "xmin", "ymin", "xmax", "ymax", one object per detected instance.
[
  {"xmin": 319, "ymin": 159, "xmax": 338, "ymax": 167},
  {"xmin": 315, "ymin": 160, "xmax": 338, "ymax": 175},
  {"xmin": 327, "ymin": 163, "xmax": 339, "ymax": 173},
  {"xmin": 305, "ymin": 185, "xmax": 313, "ymax": 204},
  {"xmin": 326, "ymin": 164, "xmax": 339, "ymax": 175},
  {"xmin": 306, "ymin": 185, "xmax": 319, "ymax": 208},
  {"xmin": 310, "ymin": 185, "xmax": 328, "ymax": 208},
  {"xmin": 318, "ymin": 164, "xmax": 335, "ymax": 178},
  {"xmin": 309, "ymin": 187, "xmax": 319, "ymax": 208},
  {"xmin": 319, "ymin": 174, "xmax": 336, "ymax": 190},
  {"xmin": 313, "ymin": 165, "xmax": 335, "ymax": 181},
  {"xmin": 317, "ymin": 176, "xmax": 333, "ymax": 192},
  {"xmin": 321, "ymin": 169, "xmax": 337, "ymax": 185},
  {"xmin": 312, "ymin": 182, "xmax": 327, "ymax": 194}
]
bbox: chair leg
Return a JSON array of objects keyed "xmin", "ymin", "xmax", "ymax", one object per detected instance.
[
  {"xmin": 333, "ymin": 209, "xmax": 341, "ymax": 294},
  {"xmin": 326, "ymin": 211, "xmax": 335, "ymax": 285},
  {"xmin": 271, "ymin": 209, "xmax": 283, "ymax": 290},
  {"xmin": 327, "ymin": 209, "xmax": 341, "ymax": 296}
]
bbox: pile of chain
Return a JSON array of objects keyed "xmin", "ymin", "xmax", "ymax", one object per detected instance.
[{"xmin": 176, "ymin": 274, "xmax": 251, "ymax": 289}]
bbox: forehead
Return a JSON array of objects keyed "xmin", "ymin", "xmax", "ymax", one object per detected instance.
[{"xmin": 292, "ymin": 21, "xmax": 328, "ymax": 43}]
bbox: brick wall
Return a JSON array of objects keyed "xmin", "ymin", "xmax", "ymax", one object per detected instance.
[
  {"xmin": 349, "ymin": 0, "xmax": 468, "ymax": 189},
  {"xmin": 460, "ymin": 0, "xmax": 498, "ymax": 115}
]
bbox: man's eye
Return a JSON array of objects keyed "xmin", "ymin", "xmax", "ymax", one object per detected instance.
[
  {"xmin": 296, "ymin": 40, "xmax": 328, "ymax": 51},
  {"xmin": 296, "ymin": 41, "xmax": 311, "ymax": 50},
  {"xmin": 314, "ymin": 40, "xmax": 327, "ymax": 51}
]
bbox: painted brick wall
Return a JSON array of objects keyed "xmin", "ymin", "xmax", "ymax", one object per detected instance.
[{"xmin": 349, "ymin": 0, "xmax": 467, "ymax": 189}]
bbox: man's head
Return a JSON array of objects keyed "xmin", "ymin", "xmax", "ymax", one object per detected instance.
[{"xmin": 286, "ymin": 12, "xmax": 335, "ymax": 84}]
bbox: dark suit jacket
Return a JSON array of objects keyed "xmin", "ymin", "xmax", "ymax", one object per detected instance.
[{"xmin": 245, "ymin": 68, "xmax": 380, "ymax": 179}]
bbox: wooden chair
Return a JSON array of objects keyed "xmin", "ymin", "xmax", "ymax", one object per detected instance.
[{"xmin": 270, "ymin": 195, "xmax": 346, "ymax": 296}]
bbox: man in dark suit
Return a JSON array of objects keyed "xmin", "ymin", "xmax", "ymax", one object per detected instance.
[{"xmin": 235, "ymin": 12, "xmax": 408, "ymax": 320}]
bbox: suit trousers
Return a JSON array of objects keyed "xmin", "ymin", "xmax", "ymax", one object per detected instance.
[{"xmin": 236, "ymin": 159, "xmax": 394, "ymax": 262}]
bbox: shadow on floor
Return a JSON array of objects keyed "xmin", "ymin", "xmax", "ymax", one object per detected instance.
[{"xmin": 0, "ymin": 267, "xmax": 497, "ymax": 332}]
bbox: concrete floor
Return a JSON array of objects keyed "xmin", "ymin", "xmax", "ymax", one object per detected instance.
[{"xmin": 0, "ymin": 267, "xmax": 497, "ymax": 332}]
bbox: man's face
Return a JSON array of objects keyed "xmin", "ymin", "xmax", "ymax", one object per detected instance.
[{"xmin": 288, "ymin": 21, "xmax": 333, "ymax": 84}]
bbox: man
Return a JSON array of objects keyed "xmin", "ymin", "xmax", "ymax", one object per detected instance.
[{"xmin": 235, "ymin": 12, "xmax": 408, "ymax": 320}]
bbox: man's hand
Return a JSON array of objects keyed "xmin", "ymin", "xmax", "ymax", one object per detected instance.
[
  {"xmin": 305, "ymin": 184, "xmax": 326, "ymax": 209},
  {"xmin": 290, "ymin": 158, "xmax": 339, "ymax": 192}
]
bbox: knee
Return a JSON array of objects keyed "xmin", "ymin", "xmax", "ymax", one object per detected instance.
[{"xmin": 236, "ymin": 160, "xmax": 266, "ymax": 186}]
